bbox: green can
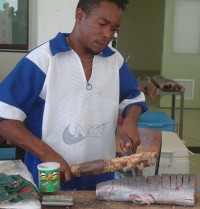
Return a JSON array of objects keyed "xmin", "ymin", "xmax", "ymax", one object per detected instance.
[{"xmin": 37, "ymin": 162, "xmax": 60, "ymax": 192}]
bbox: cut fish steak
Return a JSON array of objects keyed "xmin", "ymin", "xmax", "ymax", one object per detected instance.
[{"xmin": 96, "ymin": 174, "xmax": 198, "ymax": 206}]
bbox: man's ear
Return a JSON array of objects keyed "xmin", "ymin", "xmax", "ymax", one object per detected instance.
[{"xmin": 76, "ymin": 8, "xmax": 85, "ymax": 23}]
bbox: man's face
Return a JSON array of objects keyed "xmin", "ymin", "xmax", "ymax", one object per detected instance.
[{"xmin": 76, "ymin": 1, "xmax": 123, "ymax": 54}]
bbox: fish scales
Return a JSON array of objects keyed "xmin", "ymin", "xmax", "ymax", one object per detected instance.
[
  {"xmin": 189, "ymin": 174, "xmax": 198, "ymax": 188},
  {"xmin": 161, "ymin": 174, "xmax": 170, "ymax": 190},
  {"xmin": 182, "ymin": 174, "xmax": 190, "ymax": 189},
  {"xmin": 154, "ymin": 175, "xmax": 162, "ymax": 190},
  {"xmin": 147, "ymin": 176, "xmax": 156, "ymax": 190},
  {"xmin": 170, "ymin": 174, "xmax": 176, "ymax": 190},
  {"xmin": 176, "ymin": 174, "xmax": 183, "ymax": 189}
]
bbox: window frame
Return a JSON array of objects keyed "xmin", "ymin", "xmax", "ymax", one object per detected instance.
[{"xmin": 0, "ymin": 0, "xmax": 29, "ymax": 52}]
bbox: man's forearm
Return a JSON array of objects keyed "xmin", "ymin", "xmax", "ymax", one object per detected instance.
[
  {"xmin": 118, "ymin": 105, "xmax": 142, "ymax": 153},
  {"xmin": 123, "ymin": 105, "xmax": 143, "ymax": 125},
  {"xmin": 0, "ymin": 119, "xmax": 53, "ymax": 161},
  {"xmin": 0, "ymin": 119, "xmax": 72, "ymax": 182}
]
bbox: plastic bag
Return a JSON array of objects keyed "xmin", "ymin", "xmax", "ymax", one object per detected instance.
[
  {"xmin": 0, "ymin": 160, "xmax": 41, "ymax": 209},
  {"xmin": 0, "ymin": 160, "xmax": 34, "ymax": 184}
]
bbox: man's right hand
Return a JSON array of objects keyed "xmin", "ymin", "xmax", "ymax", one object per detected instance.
[{"xmin": 41, "ymin": 149, "xmax": 72, "ymax": 183}]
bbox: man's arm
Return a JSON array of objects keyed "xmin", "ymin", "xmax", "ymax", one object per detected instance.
[
  {"xmin": 117, "ymin": 105, "xmax": 142, "ymax": 153},
  {"xmin": 0, "ymin": 119, "xmax": 71, "ymax": 183},
  {"xmin": 118, "ymin": 61, "xmax": 148, "ymax": 153}
]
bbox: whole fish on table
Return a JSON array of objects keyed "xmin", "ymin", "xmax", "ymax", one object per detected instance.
[{"xmin": 96, "ymin": 174, "xmax": 198, "ymax": 206}]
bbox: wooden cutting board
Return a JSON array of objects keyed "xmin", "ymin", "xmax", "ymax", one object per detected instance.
[
  {"xmin": 116, "ymin": 128, "xmax": 162, "ymax": 157},
  {"xmin": 42, "ymin": 190, "xmax": 200, "ymax": 209}
]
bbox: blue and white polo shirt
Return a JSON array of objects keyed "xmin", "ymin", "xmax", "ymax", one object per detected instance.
[{"xmin": 0, "ymin": 33, "xmax": 147, "ymax": 188}]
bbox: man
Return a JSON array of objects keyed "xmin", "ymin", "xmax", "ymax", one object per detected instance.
[{"xmin": 0, "ymin": 0, "xmax": 147, "ymax": 190}]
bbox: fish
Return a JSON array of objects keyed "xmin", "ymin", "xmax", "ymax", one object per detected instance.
[{"xmin": 96, "ymin": 174, "xmax": 198, "ymax": 206}]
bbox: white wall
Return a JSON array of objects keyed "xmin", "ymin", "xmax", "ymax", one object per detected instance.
[
  {"xmin": 36, "ymin": 0, "xmax": 78, "ymax": 45},
  {"xmin": 0, "ymin": 0, "xmax": 78, "ymax": 81},
  {"xmin": 118, "ymin": 0, "xmax": 164, "ymax": 72},
  {"xmin": 0, "ymin": 53, "xmax": 25, "ymax": 81}
]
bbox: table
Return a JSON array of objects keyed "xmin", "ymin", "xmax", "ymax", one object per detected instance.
[
  {"xmin": 42, "ymin": 190, "xmax": 200, "ymax": 209},
  {"xmin": 156, "ymin": 88, "xmax": 185, "ymax": 139}
]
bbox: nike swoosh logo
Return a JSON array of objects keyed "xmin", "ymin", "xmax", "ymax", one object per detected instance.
[
  {"xmin": 63, "ymin": 125, "xmax": 84, "ymax": 145},
  {"xmin": 62, "ymin": 123, "xmax": 108, "ymax": 145}
]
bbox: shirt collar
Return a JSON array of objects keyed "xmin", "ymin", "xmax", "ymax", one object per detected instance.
[{"xmin": 49, "ymin": 32, "xmax": 115, "ymax": 57}]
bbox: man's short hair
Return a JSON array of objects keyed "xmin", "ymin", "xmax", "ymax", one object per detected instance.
[{"xmin": 77, "ymin": 0, "xmax": 129, "ymax": 15}]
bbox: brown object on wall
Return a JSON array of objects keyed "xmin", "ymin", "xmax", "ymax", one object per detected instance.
[{"xmin": 151, "ymin": 75, "xmax": 182, "ymax": 92}]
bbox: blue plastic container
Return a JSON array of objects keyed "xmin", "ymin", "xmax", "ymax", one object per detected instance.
[
  {"xmin": 137, "ymin": 111, "xmax": 176, "ymax": 132},
  {"xmin": 0, "ymin": 148, "xmax": 16, "ymax": 160}
]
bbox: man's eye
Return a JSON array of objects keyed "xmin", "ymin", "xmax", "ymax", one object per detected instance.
[
  {"xmin": 112, "ymin": 28, "xmax": 119, "ymax": 34},
  {"xmin": 99, "ymin": 22, "xmax": 106, "ymax": 26}
]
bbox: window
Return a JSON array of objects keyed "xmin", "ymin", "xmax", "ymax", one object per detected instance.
[
  {"xmin": 173, "ymin": 0, "xmax": 200, "ymax": 54},
  {"xmin": 0, "ymin": 0, "xmax": 29, "ymax": 51}
]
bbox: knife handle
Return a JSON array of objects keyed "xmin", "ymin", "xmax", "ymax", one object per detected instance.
[
  {"xmin": 123, "ymin": 137, "xmax": 136, "ymax": 155},
  {"xmin": 70, "ymin": 160, "xmax": 105, "ymax": 177},
  {"xmin": 126, "ymin": 147, "xmax": 134, "ymax": 156}
]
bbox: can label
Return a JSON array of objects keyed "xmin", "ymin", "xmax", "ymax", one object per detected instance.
[{"xmin": 37, "ymin": 162, "xmax": 60, "ymax": 192}]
